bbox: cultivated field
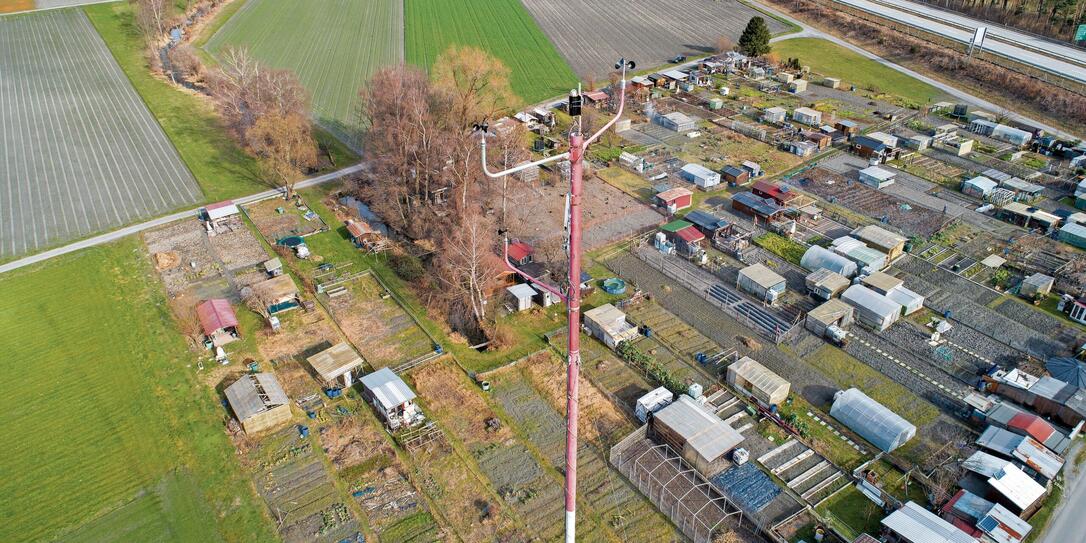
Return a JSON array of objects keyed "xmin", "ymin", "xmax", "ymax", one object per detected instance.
[
  {"xmin": 0, "ymin": 9, "xmax": 202, "ymax": 259},
  {"xmin": 520, "ymin": 0, "xmax": 785, "ymax": 78},
  {"xmin": 0, "ymin": 238, "xmax": 273, "ymax": 542},
  {"xmin": 206, "ymin": 0, "xmax": 403, "ymax": 144},
  {"xmin": 404, "ymin": 0, "xmax": 578, "ymax": 104}
]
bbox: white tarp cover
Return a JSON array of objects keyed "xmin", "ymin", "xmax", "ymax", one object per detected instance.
[{"xmin": 800, "ymin": 245, "xmax": 858, "ymax": 278}]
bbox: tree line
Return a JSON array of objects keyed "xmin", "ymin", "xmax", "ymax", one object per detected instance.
[{"xmin": 132, "ymin": 0, "xmax": 320, "ymax": 197}]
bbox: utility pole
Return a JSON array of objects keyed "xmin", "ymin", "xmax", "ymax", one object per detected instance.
[{"xmin": 480, "ymin": 58, "xmax": 633, "ymax": 543}]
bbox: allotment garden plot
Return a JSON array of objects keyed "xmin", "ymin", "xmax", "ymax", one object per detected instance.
[
  {"xmin": 206, "ymin": 0, "xmax": 403, "ymax": 144},
  {"xmin": 0, "ymin": 9, "xmax": 201, "ymax": 259},
  {"xmin": 320, "ymin": 270, "xmax": 435, "ymax": 370},
  {"xmin": 520, "ymin": 0, "xmax": 784, "ymax": 78}
]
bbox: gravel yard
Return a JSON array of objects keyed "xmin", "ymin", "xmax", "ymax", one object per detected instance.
[
  {"xmin": 144, "ymin": 219, "xmax": 224, "ymax": 297},
  {"xmin": 207, "ymin": 217, "xmax": 268, "ymax": 271}
]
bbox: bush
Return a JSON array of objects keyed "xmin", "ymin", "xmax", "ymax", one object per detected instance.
[{"xmin": 389, "ymin": 252, "xmax": 425, "ymax": 282}]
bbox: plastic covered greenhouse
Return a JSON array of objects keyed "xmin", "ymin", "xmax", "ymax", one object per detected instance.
[
  {"xmin": 830, "ymin": 388, "xmax": 916, "ymax": 452},
  {"xmin": 800, "ymin": 245, "xmax": 858, "ymax": 278}
]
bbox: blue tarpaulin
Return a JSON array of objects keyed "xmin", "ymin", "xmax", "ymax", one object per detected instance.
[{"xmin": 712, "ymin": 463, "xmax": 781, "ymax": 513}]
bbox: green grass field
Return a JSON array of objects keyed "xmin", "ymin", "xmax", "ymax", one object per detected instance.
[
  {"xmin": 771, "ymin": 38, "xmax": 947, "ymax": 107},
  {"xmin": 86, "ymin": 2, "xmax": 267, "ymax": 201},
  {"xmin": 0, "ymin": 239, "xmax": 274, "ymax": 543},
  {"xmin": 404, "ymin": 0, "xmax": 579, "ymax": 104},
  {"xmin": 205, "ymin": 0, "xmax": 402, "ymax": 145}
]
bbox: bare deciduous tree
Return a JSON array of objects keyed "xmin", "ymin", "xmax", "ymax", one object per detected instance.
[
  {"xmin": 133, "ymin": 0, "xmax": 170, "ymax": 42},
  {"xmin": 434, "ymin": 210, "xmax": 502, "ymax": 326},
  {"xmin": 247, "ymin": 112, "xmax": 319, "ymax": 198},
  {"xmin": 431, "ymin": 45, "xmax": 515, "ymax": 130},
  {"xmin": 715, "ymin": 35, "xmax": 735, "ymax": 54}
]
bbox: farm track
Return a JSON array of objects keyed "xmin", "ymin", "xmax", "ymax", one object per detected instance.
[{"xmin": 0, "ymin": 9, "xmax": 201, "ymax": 259}]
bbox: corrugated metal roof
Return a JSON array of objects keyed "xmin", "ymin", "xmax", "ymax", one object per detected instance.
[
  {"xmin": 197, "ymin": 299, "xmax": 237, "ymax": 335},
  {"xmin": 654, "ymin": 395, "xmax": 743, "ymax": 461},
  {"xmin": 860, "ymin": 166, "xmax": 896, "ymax": 181},
  {"xmin": 584, "ymin": 304, "xmax": 639, "ymax": 341},
  {"xmin": 685, "ymin": 210, "xmax": 728, "ymax": 232},
  {"xmin": 225, "ymin": 373, "xmax": 289, "ymax": 422},
  {"xmin": 656, "ymin": 187, "xmax": 693, "ymax": 203},
  {"xmin": 963, "ymin": 450, "xmax": 1008, "ymax": 478},
  {"xmin": 947, "ymin": 489, "xmax": 995, "ymax": 522},
  {"xmin": 661, "ymin": 220, "xmax": 694, "ymax": 233},
  {"xmin": 978, "ymin": 426, "xmax": 1064, "ymax": 479},
  {"xmin": 882, "ymin": 501, "xmax": 979, "ymax": 543},
  {"xmin": 682, "ymin": 163, "xmax": 718, "ymax": 179},
  {"xmin": 360, "ymin": 368, "xmax": 416, "ymax": 411},
  {"xmin": 988, "ymin": 463, "xmax": 1045, "ymax": 511},
  {"xmin": 729, "ymin": 357, "xmax": 789, "ymax": 399},
  {"xmin": 1046, "ymin": 357, "xmax": 1086, "ymax": 388},
  {"xmin": 978, "ymin": 503, "xmax": 1032, "ymax": 543},
  {"xmin": 841, "ymin": 285, "xmax": 901, "ymax": 322},
  {"xmin": 506, "ymin": 283, "xmax": 536, "ymax": 299},
  {"xmin": 739, "ymin": 263, "xmax": 785, "ymax": 290},
  {"xmin": 676, "ymin": 226, "xmax": 705, "ymax": 243},
  {"xmin": 732, "ymin": 191, "xmax": 781, "ymax": 217},
  {"xmin": 852, "ymin": 224, "xmax": 906, "ymax": 249},
  {"xmin": 806, "ymin": 268, "xmax": 850, "ymax": 291},
  {"xmin": 862, "ymin": 271, "xmax": 903, "ymax": 293},
  {"xmin": 307, "ymin": 342, "xmax": 365, "ymax": 382},
  {"xmin": 807, "ymin": 298, "xmax": 853, "ymax": 325},
  {"xmin": 963, "ymin": 176, "xmax": 998, "ymax": 193}
]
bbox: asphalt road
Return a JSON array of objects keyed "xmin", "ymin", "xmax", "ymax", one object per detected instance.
[
  {"xmin": 828, "ymin": 0, "xmax": 1086, "ymax": 84},
  {"xmin": 755, "ymin": 0, "xmax": 1081, "ymax": 140},
  {"xmin": 1041, "ymin": 440, "xmax": 1086, "ymax": 543},
  {"xmin": 0, "ymin": 163, "xmax": 364, "ymax": 275}
]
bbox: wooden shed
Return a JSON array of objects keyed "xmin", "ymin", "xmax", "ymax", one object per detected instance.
[
  {"xmin": 307, "ymin": 342, "xmax": 366, "ymax": 388},
  {"xmin": 224, "ymin": 373, "xmax": 292, "ymax": 435}
]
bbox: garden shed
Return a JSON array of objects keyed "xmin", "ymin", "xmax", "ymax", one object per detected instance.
[
  {"xmin": 727, "ymin": 356, "xmax": 790, "ymax": 406},
  {"xmin": 583, "ymin": 303, "xmax": 640, "ymax": 349},
  {"xmin": 197, "ymin": 299, "xmax": 239, "ymax": 348},
  {"xmin": 830, "ymin": 388, "xmax": 916, "ymax": 452},
  {"xmin": 361, "ymin": 368, "xmax": 422, "ymax": 430},
  {"xmin": 805, "ymin": 268, "xmax": 850, "ymax": 300},
  {"xmin": 737, "ymin": 263, "xmax": 786, "ymax": 304},
  {"xmin": 680, "ymin": 163, "xmax": 721, "ymax": 188},
  {"xmin": 962, "ymin": 176, "xmax": 998, "ymax": 198},
  {"xmin": 805, "ymin": 298, "xmax": 854, "ymax": 338},
  {"xmin": 307, "ymin": 342, "xmax": 366, "ymax": 388},
  {"xmin": 858, "ymin": 166, "xmax": 896, "ymax": 189},
  {"xmin": 652, "ymin": 395, "xmax": 744, "ymax": 476},
  {"xmin": 800, "ymin": 245, "xmax": 858, "ymax": 278},
  {"xmin": 792, "ymin": 107, "xmax": 822, "ymax": 126},
  {"xmin": 851, "ymin": 225, "xmax": 907, "ymax": 260},
  {"xmin": 841, "ymin": 284, "xmax": 900, "ymax": 331},
  {"xmin": 1020, "ymin": 273, "xmax": 1054, "ymax": 299},
  {"xmin": 506, "ymin": 283, "xmax": 537, "ymax": 312},
  {"xmin": 252, "ymin": 275, "xmax": 300, "ymax": 314},
  {"xmin": 225, "ymin": 373, "xmax": 292, "ymax": 435},
  {"xmin": 882, "ymin": 501, "xmax": 977, "ymax": 543}
]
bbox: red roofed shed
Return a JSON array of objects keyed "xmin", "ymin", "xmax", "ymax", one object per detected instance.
[
  {"xmin": 675, "ymin": 226, "xmax": 705, "ymax": 243},
  {"xmin": 197, "ymin": 299, "xmax": 239, "ymax": 347},
  {"xmin": 1008, "ymin": 413, "xmax": 1056, "ymax": 443},
  {"xmin": 508, "ymin": 241, "xmax": 534, "ymax": 266},
  {"xmin": 751, "ymin": 180, "xmax": 798, "ymax": 206},
  {"xmin": 582, "ymin": 90, "xmax": 610, "ymax": 108}
]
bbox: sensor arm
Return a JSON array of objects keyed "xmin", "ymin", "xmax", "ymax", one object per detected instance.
[
  {"xmin": 582, "ymin": 67, "xmax": 629, "ymax": 148},
  {"xmin": 481, "ymin": 137, "xmax": 569, "ymax": 179},
  {"xmin": 502, "ymin": 238, "xmax": 569, "ymax": 302}
]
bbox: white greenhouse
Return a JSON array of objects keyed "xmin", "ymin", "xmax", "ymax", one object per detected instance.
[
  {"xmin": 841, "ymin": 284, "xmax": 900, "ymax": 331},
  {"xmin": 830, "ymin": 388, "xmax": 916, "ymax": 452},
  {"xmin": 800, "ymin": 245, "xmax": 858, "ymax": 278}
]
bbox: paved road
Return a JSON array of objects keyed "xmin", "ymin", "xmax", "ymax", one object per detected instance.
[
  {"xmin": 1042, "ymin": 440, "xmax": 1086, "ymax": 543},
  {"xmin": 829, "ymin": 0, "xmax": 1086, "ymax": 85},
  {"xmin": 0, "ymin": 163, "xmax": 364, "ymax": 275},
  {"xmin": 755, "ymin": 0, "xmax": 1081, "ymax": 140}
]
